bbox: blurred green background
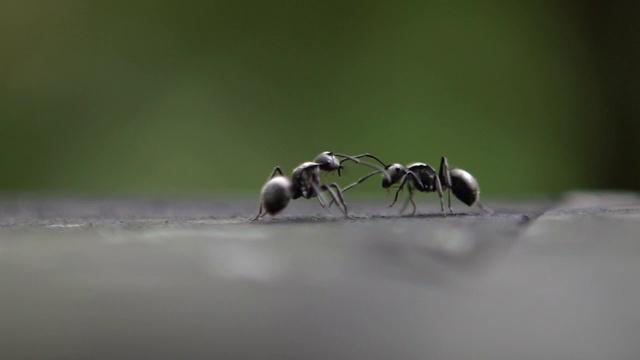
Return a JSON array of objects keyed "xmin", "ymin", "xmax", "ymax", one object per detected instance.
[{"xmin": 1, "ymin": 1, "xmax": 638, "ymax": 196}]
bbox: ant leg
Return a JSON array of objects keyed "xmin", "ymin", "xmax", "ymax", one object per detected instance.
[
  {"xmin": 317, "ymin": 195, "xmax": 327, "ymax": 208},
  {"xmin": 252, "ymin": 166, "xmax": 285, "ymax": 220},
  {"xmin": 319, "ymin": 183, "xmax": 351, "ymax": 218},
  {"xmin": 439, "ymin": 156, "xmax": 453, "ymax": 213},
  {"xmin": 268, "ymin": 166, "xmax": 285, "ymax": 180},
  {"xmin": 402, "ymin": 171, "xmax": 422, "ymax": 215},
  {"xmin": 399, "ymin": 183, "xmax": 416, "ymax": 215},
  {"xmin": 477, "ymin": 202, "xmax": 494, "ymax": 215},
  {"xmin": 434, "ymin": 175, "xmax": 446, "ymax": 215},
  {"xmin": 326, "ymin": 183, "xmax": 350, "ymax": 216},
  {"xmin": 311, "ymin": 181, "xmax": 344, "ymax": 215},
  {"xmin": 439, "ymin": 156, "xmax": 451, "ymax": 187},
  {"xmin": 405, "ymin": 170, "xmax": 426, "ymax": 191},
  {"xmin": 390, "ymin": 170, "xmax": 420, "ymax": 209},
  {"xmin": 409, "ymin": 186, "xmax": 417, "ymax": 215},
  {"xmin": 410, "ymin": 195, "xmax": 417, "ymax": 215},
  {"xmin": 389, "ymin": 175, "xmax": 409, "ymax": 208},
  {"xmin": 251, "ymin": 205, "xmax": 264, "ymax": 221}
]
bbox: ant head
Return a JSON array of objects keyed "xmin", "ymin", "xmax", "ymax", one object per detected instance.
[
  {"xmin": 382, "ymin": 163, "xmax": 406, "ymax": 188},
  {"xmin": 314, "ymin": 151, "xmax": 341, "ymax": 173},
  {"xmin": 449, "ymin": 168, "xmax": 479, "ymax": 206},
  {"xmin": 260, "ymin": 176, "xmax": 293, "ymax": 215}
]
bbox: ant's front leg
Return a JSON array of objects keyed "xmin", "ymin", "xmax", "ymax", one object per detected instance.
[
  {"xmin": 390, "ymin": 170, "xmax": 420, "ymax": 208},
  {"xmin": 389, "ymin": 174, "xmax": 407, "ymax": 207},
  {"xmin": 316, "ymin": 195, "xmax": 327, "ymax": 208},
  {"xmin": 320, "ymin": 183, "xmax": 353, "ymax": 219},
  {"xmin": 389, "ymin": 175, "xmax": 409, "ymax": 208}
]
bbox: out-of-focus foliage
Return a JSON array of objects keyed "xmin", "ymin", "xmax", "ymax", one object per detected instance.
[{"xmin": 1, "ymin": 1, "xmax": 638, "ymax": 195}]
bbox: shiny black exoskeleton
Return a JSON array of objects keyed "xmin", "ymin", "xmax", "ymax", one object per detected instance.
[
  {"xmin": 340, "ymin": 155, "xmax": 482, "ymax": 215},
  {"xmin": 252, "ymin": 151, "xmax": 375, "ymax": 220}
]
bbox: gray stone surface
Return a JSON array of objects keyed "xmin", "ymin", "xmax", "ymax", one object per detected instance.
[{"xmin": 0, "ymin": 192, "xmax": 639, "ymax": 359}]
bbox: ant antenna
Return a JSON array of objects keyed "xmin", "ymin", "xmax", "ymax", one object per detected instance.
[
  {"xmin": 338, "ymin": 153, "xmax": 387, "ymax": 168},
  {"xmin": 337, "ymin": 153, "xmax": 387, "ymax": 177}
]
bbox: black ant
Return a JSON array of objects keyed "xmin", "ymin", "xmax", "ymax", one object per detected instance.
[
  {"xmin": 252, "ymin": 152, "xmax": 377, "ymax": 220},
  {"xmin": 337, "ymin": 155, "xmax": 484, "ymax": 215}
]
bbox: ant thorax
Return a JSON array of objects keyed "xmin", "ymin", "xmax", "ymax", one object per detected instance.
[
  {"xmin": 382, "ymin": 163, "xmax": 406, "ymax": 188},
  {"xmin": 406, "ymin": 162, "xmax": 427, "ymax": 169},
  {"xmin": 291, "ymin": 162, "xmax": 321, "ymax": 199},
  {"xmin": 408, "ymin": 163, "xmax": 440, "ymax": 178}
]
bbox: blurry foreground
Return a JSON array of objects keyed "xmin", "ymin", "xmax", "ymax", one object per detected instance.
[{"xmin": 1, "ymin": 193, "xmax": 640, "ymax": 359}]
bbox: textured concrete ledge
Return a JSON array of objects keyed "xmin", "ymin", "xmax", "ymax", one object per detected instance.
[{"xmin": 0, "ymin": 192, "xmax": 638, "ymax": 359}]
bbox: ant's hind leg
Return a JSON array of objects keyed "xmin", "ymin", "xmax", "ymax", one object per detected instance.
[
  {"xmin": 268, "ymin": 166, "xmax": 285, "ymax": 180},
  {"xmin": 252, "ymin": 166, "xmax": 284, "ymax": 220},
  {"xmin": 438, "ymin": 157, "xmax": 453, "ymax": 213},
  {"xmin": 434, "ymin": 176, "xmax": 446, "ymax": 215},
  {"xmin": 439, "ymin": 156, "xmax": 452, "ymax": 187},
  {"xmin": 477, "ymin": 202, "xmax": 494, "ymax": 215},
  {"xmin": 251, "ymin": 204, "xmax": 264, "ymax": 221}
]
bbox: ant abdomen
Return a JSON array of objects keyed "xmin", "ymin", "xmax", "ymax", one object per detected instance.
[
  {"xmin": 260, "ymin": 177, "xmax": 293, "ymax": 215},
  {"xmin": 449, "ymin": 168, "xmax": 479, "ymax": 206}
]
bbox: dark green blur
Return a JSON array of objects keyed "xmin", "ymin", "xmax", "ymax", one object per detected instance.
[{"xmin": 1, "ymin": 1, "xmax": 638, "ymax": 196}]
